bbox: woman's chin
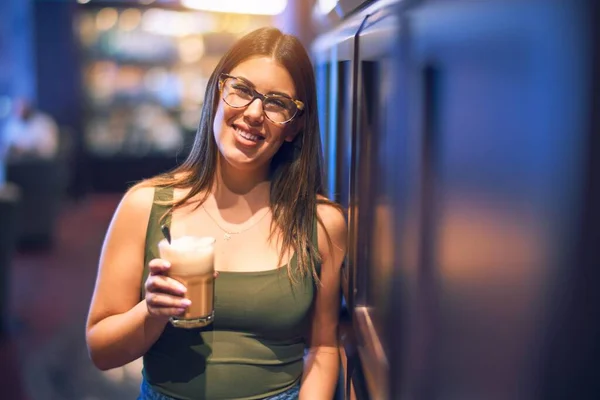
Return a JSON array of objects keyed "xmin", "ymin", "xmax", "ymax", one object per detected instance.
[{"xmin": 219, "ymin": 150, "xmax": 264, "ymax": 172}]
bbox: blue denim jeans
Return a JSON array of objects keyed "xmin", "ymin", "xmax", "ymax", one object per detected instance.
[{"xmin": 138, "ymin": 379, "xmax": 300, "ymax": 400}]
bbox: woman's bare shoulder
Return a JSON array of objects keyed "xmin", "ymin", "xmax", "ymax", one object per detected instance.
[
  {"xmin": 316, "ymin": 196, "xmax": 345, "ymax": 227},
  {"xmin": 316, "ymin": 196, "xmax": 347, "ymax": 258},
  {"xmin": 99, "ymin": 184, "xmax": 157, "ymax": 257},
  {"xmin": 116, "ymin": 183, "xmax": 157, "ymax": 222}
]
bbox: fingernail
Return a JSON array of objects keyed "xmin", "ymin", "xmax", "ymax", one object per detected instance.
[
  {"xmin": 177, "ymin": 284, "xmax": 187, "ymax": 293},
  {"xmin": 181, "ymin": 299, "xmax": 192, "ymax": 306}
]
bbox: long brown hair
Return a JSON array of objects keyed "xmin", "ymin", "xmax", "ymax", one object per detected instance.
[{"xmin": 140, "ymin": 27, "xmax": 336, "ymax": 283}]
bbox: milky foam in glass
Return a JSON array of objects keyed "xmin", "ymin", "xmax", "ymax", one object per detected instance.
[{"xmin": 158, "ymin": 236, "xmax": 216, "ymax": 328}]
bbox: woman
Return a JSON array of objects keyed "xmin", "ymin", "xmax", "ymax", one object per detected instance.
[{"xmin": 85, "ymin": 27, "xmax": 346, "ymax": 400}]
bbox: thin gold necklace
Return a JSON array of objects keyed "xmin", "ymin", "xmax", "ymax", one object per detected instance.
[{"xmin": 202, "ymin": 205, "xmax": 270, "ymax": 240}]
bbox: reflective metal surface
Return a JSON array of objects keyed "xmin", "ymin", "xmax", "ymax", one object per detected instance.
[{"xmin": 313, "ymin": 0, "xmax": 600, "ymax": 399}]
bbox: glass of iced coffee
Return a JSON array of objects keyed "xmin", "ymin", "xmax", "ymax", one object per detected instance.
[{"xmin": 158, "ymin": 236, "xmax": 216, "ymax": 329}]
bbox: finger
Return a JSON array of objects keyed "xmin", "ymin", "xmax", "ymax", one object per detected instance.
[
  {"xmin": 147, "ymin": 304, "xmax": 189, "ymax": 319},
  {"xmin": 214, "ymin": 271, "xmax": 219, "ymax": 279},
  {"xmin": 147, "ymin": 306, "xmax": 187, "ymax": 318},
  {"xmin": 147, "ymin": 293, "xmax": 192, "ymax": 309},
  {"xmin": 146, "ymin": 275, "xmax": 187, "ymax": 296},
  {"xmin": 148, "ymin": 258, "xmax": 171, "ymax": 275}
]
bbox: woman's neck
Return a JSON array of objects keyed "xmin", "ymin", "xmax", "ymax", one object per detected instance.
[{"xmin": 212, "ymin": 157, "xmax": 271, "ymax": 209}]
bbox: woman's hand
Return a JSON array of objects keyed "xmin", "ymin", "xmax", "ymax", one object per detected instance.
[
  {"xmin": 145, "ymin": 258, "xmax": 190, "ymax": 319},
  {"xmin": 144, "ymin": 258, "xmax": 219, "ymax": 320}
]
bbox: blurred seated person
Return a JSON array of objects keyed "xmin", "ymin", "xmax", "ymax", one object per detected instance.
[{"xmin": 2, "ymin": 97, "xmax": 59, "ymax": 160}]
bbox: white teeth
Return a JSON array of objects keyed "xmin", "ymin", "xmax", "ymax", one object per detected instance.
[{"xmin": 235, "ymin": 127, "xmax": 261, "ymax": 142}]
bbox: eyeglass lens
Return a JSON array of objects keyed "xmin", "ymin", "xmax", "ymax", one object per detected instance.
[{"xmin": 222, "ymin": 77, "xmax": 297, "ymax": 123}]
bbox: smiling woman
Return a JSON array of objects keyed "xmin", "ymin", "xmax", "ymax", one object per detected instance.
[{"xmin": 85, "ymin": 27, "xmax": 347, "ymax": 400}]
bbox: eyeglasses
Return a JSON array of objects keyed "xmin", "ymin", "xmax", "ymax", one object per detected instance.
[{"xmin": 218, "ymin": 73, "xmax": 304, "ymax": 124}]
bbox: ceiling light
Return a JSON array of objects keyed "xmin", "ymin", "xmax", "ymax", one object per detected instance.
[
  {"xmin": 181, "ymin": 0, "xmax": 287, "ymax": 16},
  {"xmin": 317, "ymin": 0, "xmax": 337, "ymax": 15}
]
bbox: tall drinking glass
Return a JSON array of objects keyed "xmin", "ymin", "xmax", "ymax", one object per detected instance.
[{"xmin": 158, "ymin": 236, "xmax": 216, "ymax": 328}]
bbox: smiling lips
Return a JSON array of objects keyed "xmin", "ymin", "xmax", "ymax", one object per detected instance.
[{"xmin": 234, "ymin": 125, "xmax": 264, "ymax": 143}]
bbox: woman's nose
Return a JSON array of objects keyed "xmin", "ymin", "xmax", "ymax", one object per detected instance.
[{"xmin": 243, "ymin": 98, "xmax": 264, "ymax": 124}]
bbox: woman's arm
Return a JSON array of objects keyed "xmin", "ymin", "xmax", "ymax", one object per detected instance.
[
  {"xmin": 85, "ymin": 186, "xmax": 168, "ymax": 371},
  {"xmin": 300, "ymin": 202, "xmax": 348, "ymax": 400}
]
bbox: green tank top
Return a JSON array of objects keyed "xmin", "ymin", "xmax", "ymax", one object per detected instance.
[{"xmin": 141, "ymin": 187, "xmax": 319, "ymax": 400}]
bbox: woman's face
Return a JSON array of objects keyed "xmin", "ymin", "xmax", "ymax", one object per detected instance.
[{"xmin": 212, "ymin": 56, "xmax": 299, "ymax": 172}]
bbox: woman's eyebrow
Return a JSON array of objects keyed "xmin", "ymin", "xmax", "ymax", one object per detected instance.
[{"xmin": 236, "ymin": 75, "xmax": 256, "ymax": 87}]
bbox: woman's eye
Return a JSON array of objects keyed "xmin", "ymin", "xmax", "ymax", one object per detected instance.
[
  {"xmin": 232, "ymin": 84, "xmax": 253, "ymax": 96},
  {"xmin": 266, "ymin": 98, "xmax": 288, "ymax": 109}
]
